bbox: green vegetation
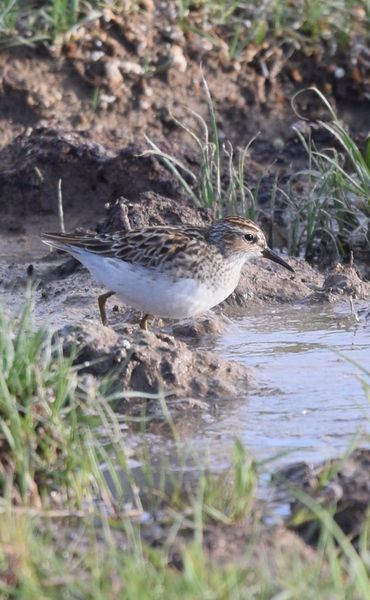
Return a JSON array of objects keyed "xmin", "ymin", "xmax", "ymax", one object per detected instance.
[
  {"xmin": 0, "ymin": 293, "xmax": 369, "ymax": 598},
  {"xmin": 1, "ymin": 3, "xmax": 369, "ymax": 259},
  {"xmin": 146, "ymin": 81, "xmax": 370, "ymax": 263},
  {"xmin": 0, "ymin": 0, "xmax": 92, "ymax": 46},
  {"xmin": 288, "ymin": 88, "xmax": 370, "ymax": 258},
  {"xmin": 1, "ymin": 0, "xmax": 370, "ymax": 595},
  {"xmin": 0, "ymin": 289, "xmax": 83, "ymax": 503},
  {"xmin": 294, "ymin": 88, "xmax": 370, "ymax": 218},
  {"xmin": 1, "ymin": 0, "xmax": 369, "ymax": 52},
  {"xmin": 1, "ymin": 509, "xmax": 369, "ymax": 599},
  {"xmin": 0, "ymin": 288, "xmax": 124, "ymax": 508},
  {"xmin": 177, "ymin": 0, "xmax": 370, "ymax": 58},
  {"xmin": 145, "ymin": 76, "xmax": 258, "ymax": 218}
]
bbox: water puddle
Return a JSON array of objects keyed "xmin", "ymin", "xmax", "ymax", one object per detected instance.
[{"xmin": 186, "ymin": 302, "xmax": 370, "ymax": 469}]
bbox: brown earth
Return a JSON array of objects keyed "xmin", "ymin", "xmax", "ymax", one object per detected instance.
[
  {"xmin": 1, "ymin": 128, "xmax": 369, "ymax": 406},
  {"xmin": 1, "ymin": 24, "xmax": 369, "ymax": 428},
  {"xmin": 1, "ymin": 7, "xmax": 369, "ymax": 147},
  {"xmin": 277, "ymin": 447, "xmax": 370, "ymax": 543},
  {"xmin": 1, "ymin": 7, "xmax": 370, "ymax": 276},
  {"xmin": 59, "ymin": 320, "xmax": 248, "ymax": 407},
  {"xmin": 1, "ymin": 5, "xmax": 370, "ymax": 556}
]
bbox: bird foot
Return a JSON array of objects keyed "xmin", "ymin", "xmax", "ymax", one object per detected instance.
[{"xmin": 98, "ymin": 291, "xmax": 116, "ymax": 326}]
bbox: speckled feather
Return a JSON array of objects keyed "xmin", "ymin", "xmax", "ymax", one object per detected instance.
[
  {"xmin": 41, "ymin": 216, "xmax": 293, "ymax": 320},
  {"xmin": 42, "ymin": 217, "xmax": 262, "ymax": 282}
]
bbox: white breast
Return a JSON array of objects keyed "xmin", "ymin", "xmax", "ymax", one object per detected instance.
[{"xmin": 69, "ymin": 249, "xmax": 242, "ymax": 318}]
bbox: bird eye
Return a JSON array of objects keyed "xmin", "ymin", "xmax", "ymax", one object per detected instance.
[{"xmin": 244, "ymin": 233, "xmax": 255, "ymax": 242}]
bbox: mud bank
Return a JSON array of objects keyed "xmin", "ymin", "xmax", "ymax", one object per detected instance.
[
  {"xmin": 1, "ymin": 8, "xmax": 370, "ymax": 593},
  {"xmin": 1, "ymin": 128, "xmax": 370, "ymax": 407},
  {"xmin": 59, "ymin": 321, "xmax": 248, "ymax": 407}
]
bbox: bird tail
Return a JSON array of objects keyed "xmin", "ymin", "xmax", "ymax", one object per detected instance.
[
  {"xmin": 41, "ymin": 232, "xmax": 77, "ymax": 252},
  {"xmin": 41, "ymin": 231, "xmax": 102, "ymax": 252},
  {"xmin": 41, "ymin": 232, "xmax": 115, "ymax": 257}
]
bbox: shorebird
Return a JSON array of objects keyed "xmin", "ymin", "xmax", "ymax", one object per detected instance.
[{"xmin": 42, "ymin": 216, "xmax": 294, "ymax": 329}]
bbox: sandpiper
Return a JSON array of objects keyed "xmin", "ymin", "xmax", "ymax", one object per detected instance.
[{"xmin": 42, "ymin": 216, "xmax": 294, "ymax": 329}]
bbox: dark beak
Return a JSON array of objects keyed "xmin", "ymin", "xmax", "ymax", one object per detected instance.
[{"xmin": 262, "ymin": 247, "xmax": 294, "ymax": 273}]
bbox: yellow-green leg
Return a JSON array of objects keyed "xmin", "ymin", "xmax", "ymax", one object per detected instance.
[
  {"xmin": 98, "ymin": 291, "xmax": 115, "ymax": 326},
  {"xmin": 139, "ymin": 313, "xmax": 150, "ymax": 331}
]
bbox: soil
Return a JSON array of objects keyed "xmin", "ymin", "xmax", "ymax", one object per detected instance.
[
  {"xmin": 277, "ymin": 448, "xmax": 370, "ymax": 542},
  {"xmin": 59, "ymin": 320, "xmax": 248, "ymax": 407},
  {"xmin": 1, "ymin": 5, "xmax": 370, "ymax": 555}
]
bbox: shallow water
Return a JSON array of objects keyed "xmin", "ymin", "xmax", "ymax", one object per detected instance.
[{"xmin": 186, "ymin": 302, "xmax": 370, "ymax": 469}]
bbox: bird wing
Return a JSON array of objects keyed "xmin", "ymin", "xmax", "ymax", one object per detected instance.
[{"xmin": 41, "ymin": 226, "xmax": 208, "ymax": 270}]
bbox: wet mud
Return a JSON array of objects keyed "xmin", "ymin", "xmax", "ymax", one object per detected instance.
[
  {"xmin": 1, "ymin": 9, "xmax": 370, "ymax": 553},
  {"xmin": 1, "ymin": 128, "xmax": 369, "ymax": 418}
]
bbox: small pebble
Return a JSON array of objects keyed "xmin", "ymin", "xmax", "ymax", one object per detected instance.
[{"xmin": 170, "ymin": 44, "xmax": 187, "ymax": 72}]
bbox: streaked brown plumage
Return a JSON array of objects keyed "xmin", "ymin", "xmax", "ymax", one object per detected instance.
[{"xmin": 42, "ymin": 216, "xmax": 294, "ymax": 328}]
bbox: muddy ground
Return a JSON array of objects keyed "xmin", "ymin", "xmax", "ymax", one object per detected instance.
[{"xmin": 1, "ymin": 7, "xmax": 370, "ymax": 554}]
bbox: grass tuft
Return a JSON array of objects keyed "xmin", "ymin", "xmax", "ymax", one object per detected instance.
[
  {"xmin": 1, "ymin": 0, "xmax": 370, "ymax": 59},
  {"xmin": 0, "ymin": 0, "xmax": 105, "ymax": 47},
  {"xmin": 0, "ymin": 287, "xmax": 135, "ymax": 510},
  {"xmin": 0, "ymin": 288, "xmax": 82, "ymax": 503},
  {"xmin": 0, "ymin": 291, "xmax": 370, "ymax": 597},
  {"xmin": 287, "ymin": 87, "xmax": 370, "ymax": 258},
  {"xmin": 176, "ymin": 0, "xmax": 370, "ymax": 59},
  {"xmin": 144, "ymin": 76, "xmax": 259, "ymax": 218}
]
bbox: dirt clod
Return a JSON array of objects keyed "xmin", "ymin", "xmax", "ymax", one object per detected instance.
[
  {"xmin": 278, "ymin": 448, "xmax": 370, "ymax": 541},
  {"xmin": 319, "ymin": 263, "xmax": 370, "ymax": 301},
  {"xmin": 58, "ymin": 321, "xmax": 249, "ymax": 402}
]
